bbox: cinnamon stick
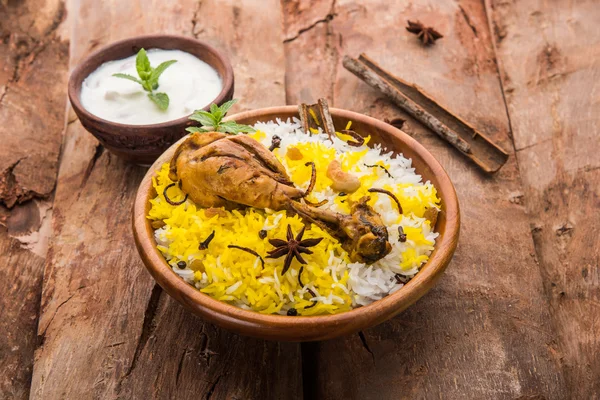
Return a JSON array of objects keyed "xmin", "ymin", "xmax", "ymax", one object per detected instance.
[
  {"xmin": 343, "ymin": 54, "xmax": 509, "ymax": 173},
  {"xmin": 299, "ymin": 98, "xmax": 336, "ymax": 140}
]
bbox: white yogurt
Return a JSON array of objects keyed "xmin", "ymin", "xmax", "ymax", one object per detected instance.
[{"xmin": 80, "ymin": 49, "xmax": 223, "ymax": 125}]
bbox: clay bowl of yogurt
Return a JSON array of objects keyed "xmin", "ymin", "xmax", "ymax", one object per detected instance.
[{"xmin": 68, "ymin": 34, "xmax": 234, "ymax": 165}]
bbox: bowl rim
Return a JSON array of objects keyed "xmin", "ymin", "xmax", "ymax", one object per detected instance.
[
  {"xmin": 132, "ymin": 106, "xmax": 460, "ymax": 336},
  {"xmin": 68, "ymin": 34, "xmax": 234, "ymax": 130}
]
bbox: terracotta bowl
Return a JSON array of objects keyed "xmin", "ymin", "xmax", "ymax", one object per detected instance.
[
  {"xmin": 68, "ymin": 34, "xmax": 234, "ymax": 165},
  {"xmin": 132, "ymin": 106, "xmax": 460, "ymax": 341}
]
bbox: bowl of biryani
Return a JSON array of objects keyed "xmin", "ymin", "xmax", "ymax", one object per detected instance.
[{"xmin": 132, "ymin": 105, "xmax": 459, "ymax": 341}]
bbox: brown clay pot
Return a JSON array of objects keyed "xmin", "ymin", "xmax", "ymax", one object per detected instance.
[
  {"xmin": 132, "ymin": 106, "xmax": 460, "ymax": 341},
  {"xmin": 68, "ymin": 34, "xmax": 234, "ymax": 165}
]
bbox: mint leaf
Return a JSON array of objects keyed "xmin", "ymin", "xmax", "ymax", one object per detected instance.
[
  {"xmin": 136, "ymin": 48, "xmax": 151, "ymax": 80},
  {"xmin": 142, "ymin": 80, "xmax": 153, "ymax": 92},
  {"xmin": 209, "ymin": 103, "xmax": 224, "ymax": 122},
  {"xmin": 189, "ymin": 110, "xmax": 217, "ymax": 126},
  {"xmin": 112, "ymin": 73, "xmax": 142, "ymax": 84},
  {"xmin": 187, "ymin": 99, "xmax": 249, "ymax": 134},
  {"xmin": 116, "ymin": 49, "xmax": 176, "ymax": 110},
  {"xmin": 218, "ymin": 120, "xmax": 256, "ymax": 134},
  {"xmin": 210, "ymin": 106, "xmax": 223, "ymax": 123},
  {"xmin": 148, "ymin": 92, "xmax": 169, "ymax": 110},
  {"xmin": 218, "ymin": 99, "xmax": 237, "ymax": 115},
  {"xmin": 186, "ymin": 126, "xmax": 211, "ymax": 133},
  {"xmin": 149, "ymin": 60, "xmax": 177, "ymax": 88}
]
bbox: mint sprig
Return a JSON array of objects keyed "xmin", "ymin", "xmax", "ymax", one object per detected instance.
[
  {"xmin": 112, "ymin": 48, "xmax": 176, "ymax": 110},
  {"xmin": 187, "ymin": 99, "xmax": 255, "ymax": 135}
]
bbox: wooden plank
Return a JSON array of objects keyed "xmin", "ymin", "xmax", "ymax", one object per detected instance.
[
  {"xmin": 282, "ymin": 0, "xmax": 567, "ymax": 398},
  {"xmin": 30, "ymin": 1, "xmax": 300, "ymax": 399},
  {"xmin": 0, "ymin": 0, "xmax": 69, "ymax": 398},
  {"xmin": 0, "ymin": 201, "xmax": 52, "ymax": 400},
  {"xmin": 489, "ymin": 0, "xmax": 600, "ymax": 397},
  {"xmin": 191, "ymin": 0, "xmax": 286, "ymax": 111},
  {"xmin": 281, "ymin": 0, "xmax": 336, "ymax": 104}
]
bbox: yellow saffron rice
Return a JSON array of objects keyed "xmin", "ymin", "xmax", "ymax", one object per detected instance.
[{"xmin": 148, "ymin": 120, "xmax": 441, "ymax": 315}]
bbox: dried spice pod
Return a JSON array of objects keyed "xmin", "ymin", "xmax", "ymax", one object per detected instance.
[
  {"xmin": 269, "ymin": 135, "xmax": 281, "ymax": 151},
  {"xmin": 198, "ymin": 230, "xmax": 216, "ymax": 250},
  {"xmin": 398, "ymin": 226, "xmax": 407, "ymax": 242},
  {"xmin": 266, "ymin": 225, "xmax": 323, "ymax": 275},
  {"xmin": 406, "ymin": 20, "xmax": 443, "ymax": 46}
]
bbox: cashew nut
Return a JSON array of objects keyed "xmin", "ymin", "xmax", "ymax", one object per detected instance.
[{"xmin": 326, "ymin": 160, "xmax": 361, "ymax": 192}]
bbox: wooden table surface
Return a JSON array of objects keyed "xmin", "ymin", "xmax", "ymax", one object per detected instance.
[{"xmin": 1, "ymin": 0, "xmax": 598, "ymax": 398}]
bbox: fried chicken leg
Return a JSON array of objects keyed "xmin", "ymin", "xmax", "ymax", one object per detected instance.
[
  {"xmin": 169, "ymin": 132, "xmax": 304, "ymax": 210},
  {"xmin": 169, "ymin": 132, "xmax": 391, "ymax": 263}
]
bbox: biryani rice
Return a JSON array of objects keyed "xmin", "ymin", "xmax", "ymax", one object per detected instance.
[{"xmin": 148, "ymin": 118, "xmax": 440, "ymax": 315}]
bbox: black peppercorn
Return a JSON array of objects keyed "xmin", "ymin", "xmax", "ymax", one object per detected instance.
[
  {"xmin": 177, "ymin": 261, "xmax": 187, "ymax": 269},
  {"xmin": 287, "ymin": 308, "xmax": 298, "ymax": 316}
]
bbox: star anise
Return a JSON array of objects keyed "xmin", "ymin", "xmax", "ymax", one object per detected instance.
[
  {"xmin": 406, "ymin": 20, "xmax": 443, "ymax": 46},
  {"xmin": 267, "ymin": 225, "xmax": 323, "ymax": 275}
]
